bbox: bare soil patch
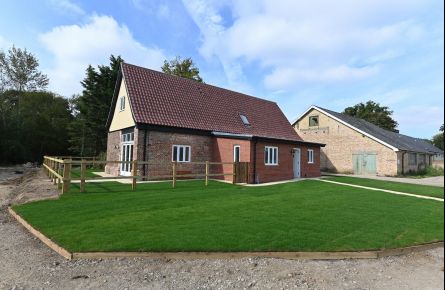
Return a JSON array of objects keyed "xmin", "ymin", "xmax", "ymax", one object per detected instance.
[{"xmin": 0, "ymin": 168, "xmax": 443, "ymax": 289}]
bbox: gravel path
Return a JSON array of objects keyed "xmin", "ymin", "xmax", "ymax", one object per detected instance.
[{"xmin": 0, "ymin": 168, "xmax": 443, "ymax": 289}]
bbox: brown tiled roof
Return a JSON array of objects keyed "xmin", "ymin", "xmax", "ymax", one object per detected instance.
[{"xmin": 120, "ymin": 63, "xmax": 303, "ymax": 142}]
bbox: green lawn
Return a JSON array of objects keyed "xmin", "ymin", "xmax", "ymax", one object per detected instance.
[
  {"xmin": 325, "ymin": 176, "xmax": 444, "ymax": 198},
  {"xmin": 13, "ymin": 180, "xmax": 443, "ymax": 253},
  {"xmin": 70, "ymin": 168, "xmax": 103, "ymax": 179}
]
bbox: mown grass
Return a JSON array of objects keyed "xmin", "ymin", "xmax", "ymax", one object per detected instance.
[
  {"xmin": 70, "ymin": 168, "xmax": 103, "ymax": 179},
  {"xmin": 325, "ymin": 176, "xmax": 444, "ymax": 198},
  {"xmin": 13, "ymin": 180, "xmax": 443, "ymax": 253}
]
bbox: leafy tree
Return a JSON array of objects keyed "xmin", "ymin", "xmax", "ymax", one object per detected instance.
[
  {"xmin": 162, "ymin": 56, "xmax": 203, "ymax": 82},
  {"xmin": 343, "ymin": 101, "xmax": 399, "ymax": 133},
  {"xmin": 0, "ymin": 46, "xmax": 49, "ymax": 92},
  {"xmin": 0, "ymin": 90, "xmax": 72, "ymax": 163},
  {"xmin": 68, "ymin": 55, "xmax": 123, "ymax": 156},
  {"xmin": 432, "ymin": 124, "xmax": 444, "ymax": 150}
]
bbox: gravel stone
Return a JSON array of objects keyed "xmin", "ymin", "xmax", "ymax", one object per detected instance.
[{"xmin": 0, "ymin": 167, "xmax": 443, "ymax": 289}]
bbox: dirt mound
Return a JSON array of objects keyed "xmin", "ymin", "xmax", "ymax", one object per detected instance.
[{"xmin": 0, "ymin": 168, "xmax": 60, "ymax": 209}]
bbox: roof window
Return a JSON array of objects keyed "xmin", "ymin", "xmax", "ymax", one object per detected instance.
[{"xmin": 240, "ymin": 114, "xmax": 250, "ymax": 126}]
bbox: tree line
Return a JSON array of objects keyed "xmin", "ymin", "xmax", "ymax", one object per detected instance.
[{"xmin": 0, "ymin": 46, "xmax": 443, "ymax": 164}]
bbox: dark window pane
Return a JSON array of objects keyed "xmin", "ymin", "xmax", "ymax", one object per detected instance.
[{"xmin": 173, "ymin": 146, "xmax": 177, "ymax": 161}]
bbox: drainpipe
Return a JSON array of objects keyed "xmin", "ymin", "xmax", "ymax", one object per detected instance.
[{"xmin": 142, "ymin": 128, "xmax": 148, "ymax": 181}]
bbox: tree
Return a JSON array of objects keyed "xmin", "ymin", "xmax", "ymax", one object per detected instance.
[
  {"xmin": 0, "ymin": 46, "xmax": 49, "ymax": 92},
  {"xmin": 343, "ymin": 101, "xmax": 399, "ymax": 133},
  {"xmin": 0, "ymin": 90, "xmax": 72, "ymax": 163},
  {"xmin": 161, "ymin": 56, "xmax": 203, "ymax": 82},
  {"xmin": 432, "ymin": 124, "xmax": 444, "ymax": 150},
  {"xmin": 68, "ymin": 55, "xmax": 123, "ymax": 156}
]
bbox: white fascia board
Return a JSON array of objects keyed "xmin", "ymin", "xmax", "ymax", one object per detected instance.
[{"xmin": 313, "ymin": 106, "xmax": 399, "ymax": 152}]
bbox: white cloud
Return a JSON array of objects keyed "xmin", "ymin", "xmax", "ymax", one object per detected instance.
[
  {"xmin": 182, "ymin": 0, "xmax": 433, "ymax": 90},
  {"xmin": 48, "ymin": 0, "xmax": 85, "ymax": 15},
  {"xmin": 0, "ymin": 35, "xmax": 12, "ymax": 49},
  {"xmin": 265, "ymin": 65, "xmax": 379, "ymax": 89},
  {"xmin": 40, "ymin": 15, "xmax": 166, "ymax": 96}
]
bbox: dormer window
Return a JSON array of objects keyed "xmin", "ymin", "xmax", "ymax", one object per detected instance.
[
  {"xmin": 309, "ymin": 115, "xmax": 319, "ymax": 127},
  {"xmin": 240, "ymin": 114, "xmax": 250, "ymax": 126},
  {"xmin": 120, "ymin": 96, "xmax": 126, "ymax": 111}
]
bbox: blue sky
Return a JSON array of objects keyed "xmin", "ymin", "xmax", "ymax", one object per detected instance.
[{"xmin": 1, "ymin": 0, "xmax": 443, "ymax": 138}]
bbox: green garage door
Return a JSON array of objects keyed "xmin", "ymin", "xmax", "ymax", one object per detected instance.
[{"xmin": 353, "ymin": 153, "xmax": 377, "ymax": 175}]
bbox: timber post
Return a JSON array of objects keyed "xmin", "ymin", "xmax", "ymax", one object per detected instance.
[
  {"xmin": 132, "ymin": 160, "xmax": 137, "ymax": 191},
  {"xmin": 80, "ymin": 159, "xmax": 86, "ymax": 193},
  {"xmin": 205, "ymin": 161, "xmax": 209, "ymax": 186},
  {"xmin": 172, "ymin": 162, "xmax": 177, "ymax": 188},
  {"xmin": 62, "ymin": 159, "xmax": 72, "ymax": 194}
]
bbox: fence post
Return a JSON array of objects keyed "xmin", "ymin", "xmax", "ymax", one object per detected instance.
[
  {"xmin": 53, "ymin": 161, "xmax": 58, "ymax": 185},
  {"xmin": 132, "ymin": 160, "xmax": 137, "ymax": 191},
  {"xmin": 62, "ymin": 159, "xmax": 72, "ymax": 194},
  {"xmin": 205, "ymin": 161, "xmax": 209, "ymax": 186},
  {"xmin": 80, "ymin": 159, "xmax": 86, "ymax": 193},
  {"xmin": 172, "ymin": 162, "xmax": 177, "ymax": 188},
  {"xmin": 232, "ymin": 162, "xmax": 236, "ymax": 184}
]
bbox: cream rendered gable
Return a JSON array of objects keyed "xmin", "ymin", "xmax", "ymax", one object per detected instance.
[{"xmin": 109, "ymin": 78, "xmax": 136, "ymax": 132}]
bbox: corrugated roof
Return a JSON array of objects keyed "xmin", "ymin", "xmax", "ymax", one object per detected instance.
[
  {"xmin": 315, "ymin": 106, "xmax": 443, "ymax": 154},
  {"xmin": 119, "ymin": 63, "xmax": 304, "ymax": 142}
]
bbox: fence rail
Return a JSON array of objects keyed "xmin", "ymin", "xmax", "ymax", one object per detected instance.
[{"xmin": 42, "ymin": 156, "xmax": 248, "ymax": 194}]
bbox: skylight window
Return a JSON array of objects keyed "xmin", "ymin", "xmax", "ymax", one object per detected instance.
[{"xmin": 240, "ymin": 114, "xmax": 250, "ymax": 126}]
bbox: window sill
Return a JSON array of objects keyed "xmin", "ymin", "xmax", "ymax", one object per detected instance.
[{"xmin": 265, "ymin": 164, "xmax": 279, "ymax": 166}]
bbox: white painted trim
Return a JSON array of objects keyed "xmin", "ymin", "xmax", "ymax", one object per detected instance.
[
  {"xmin": 292, "ymin": 105, "xmax": 399, "ymax": 152},
  {"xmin": 172, "ymin": 145, "xmax": 191, "ymax": 163},
  {"xmin": 308, "ymin": 149, "xmax": 315, "ymax": 164},
  {"xmin": 233, "ymin": 145, "xmax": 241, "ymax": 162},
  {"xmin": 264, "ymin": 146, "xmax": 279, "ymax": 166}
]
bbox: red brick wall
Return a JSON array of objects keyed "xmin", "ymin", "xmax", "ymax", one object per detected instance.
[
  {"xmin": 137, "ymin": 130, "xmax": 213, "ymax": 180},
  {"xmin": 300, "ymin": 145, "xmax": 321, "ymax": 178},
  {"xmin": 252, "ymin": 142, "xmax": 321, "ymax": 183},
  {"xmin": 106, "ymin": 128, "xmax": 321, "ymax": 183},
  {"xmin": 212, "ymin": 137, "xmax": 252, "ymax": 182},
  {"xmin": 105, "ymin": 130, "xmax": 121, "ymax": 175}
]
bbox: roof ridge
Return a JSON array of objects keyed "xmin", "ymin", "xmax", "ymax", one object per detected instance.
[{"xmin": 121, "ymin": 62, "xmax": 277, "ymax": 105}]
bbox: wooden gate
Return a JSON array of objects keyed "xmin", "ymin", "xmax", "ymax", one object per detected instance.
[{"xmin": 234, "ymin": 162, "xmax": 249, "ymax": 183}]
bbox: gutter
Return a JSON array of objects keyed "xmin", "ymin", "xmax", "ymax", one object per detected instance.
[
  {"xmin": 253, "ymin": 138, "xmax": 258, "ymax": 184},
  {"xmin": 142, "ymin": 128, "xmax": 148, "ymax": 180}
]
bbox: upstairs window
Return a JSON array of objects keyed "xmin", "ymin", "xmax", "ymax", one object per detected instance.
[
  {"xmin": 309, "ymin": 115, "xmax": 319, "ymax": 127},
  {"xmin": 240, "ymin": 114, "xmax": 250, "ymax": 126},
  {"xmin": 121, "ymin": 132, "xmax": 134, "ymax": 142},
  {"xmin": 172, "ymin": 145, "xmax": 191, "ymax": 162},
  {"xmin": 120, "ymin": 96, "xmax": 126, "ymax": 111},
  {"xmin": 308, "ymin": 149, "xmax": 315, "ymax": 164},
  {"xmin": 265, "ymin": 146, "xmax": 278, "ymax": 165}
]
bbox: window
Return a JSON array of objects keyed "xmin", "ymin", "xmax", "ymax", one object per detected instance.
[
  {"xmin": 172, "ymin": 145, "xmax": 191, "ymax": 162},
  {"xmin": 308, "ymin": 149, "xmax": 315, "ymax": 164},
  {"xmin": 234, "ymin": 145, "xmax": 240, "ymax": 162},
  {"xmin": 120, "ymin": 96, "xmax": 126, "ymax": 111},
  {"xmin": 264, "ymin": 146, "xmax": 278, "ymax": 165},
  {"xmin": 408, "ymin": 153, "xmax": 417, "ymax": 165},
  {"xmin": 309, "ymin": 115, "xmax": 319, "ymax": 127},
  {"xmin": 240, "ymin": 114, "xmax": 250, "ymax": 126},
  {"xmin": 121, "ymin": 132, "xmax": 134, "ymax": 142}
]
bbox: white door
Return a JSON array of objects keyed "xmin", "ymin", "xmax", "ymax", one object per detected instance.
[
  {"xmin": 293, "ymin": 148, "xmax": 301, "ymax": 178},
  {"xmin": 120, "ymin": 132, "xmax": 134, "ymax": 176}
]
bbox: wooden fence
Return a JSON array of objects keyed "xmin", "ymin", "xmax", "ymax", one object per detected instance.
[{"xmin": 42, "ymin": 156, "xmax": 249, "ymax": 194}]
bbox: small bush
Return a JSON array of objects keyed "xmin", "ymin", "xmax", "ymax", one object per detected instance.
[{"xmin": 402, "ymin": 166, "xmax": 444, "ymax": 178}]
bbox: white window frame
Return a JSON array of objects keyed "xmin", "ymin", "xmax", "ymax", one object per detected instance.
[
  {"xmin": 172, "ymin": 145, "xmax": 191, "ymax": 163},
  {"xmin": 120, "ymin": 96, "xmax": 126, "ymax": 111},
  {"xmin": 308, "ymin": 149, "xmax": 315, "ymax": 164},
  {"xmin": 264, "ymin": 146, "xmax": 279, "ymax": 166},
  {"xmin": 234, "ymin": 145, "xmax": 241, "ymax": 162}
]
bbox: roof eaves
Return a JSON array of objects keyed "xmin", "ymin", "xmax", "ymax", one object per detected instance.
[{"xmin": 312, "ymin": 106, "xmax": 400, "ymax": 152}]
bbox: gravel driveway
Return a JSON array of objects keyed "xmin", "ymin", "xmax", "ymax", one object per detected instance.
[{"xmin": 0, "ymin": 168, "xmax": 443, "ymax": 290}]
